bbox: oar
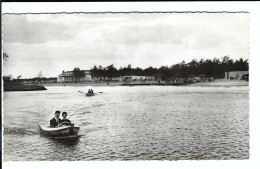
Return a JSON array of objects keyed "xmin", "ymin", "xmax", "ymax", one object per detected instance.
[{"xmin": 78, "ymin": 91, "xmax": 103, "ymax": 94}]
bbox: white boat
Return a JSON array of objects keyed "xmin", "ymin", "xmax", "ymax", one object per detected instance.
[{"xmin": 38, "ymin": 125, "xmax": 80, "ymax": 137}]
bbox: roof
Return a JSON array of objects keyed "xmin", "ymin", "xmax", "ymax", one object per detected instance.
[
  {"xmin": 82, "ymin": 70, "xmax": 91, "ymax": 74},
  {"xmin": 58, "ymin": 70, "xmax": 91, "ymax": 77},
  {"xmin": 226, "ymin": 71, "xmax": 248, "ymax": 74},
  {"xmin": 58, "ymin": 71, "xmax": 73, "ymax": 77}
]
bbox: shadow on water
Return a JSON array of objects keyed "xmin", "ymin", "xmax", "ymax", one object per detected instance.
[{"xmin": 44, "ymin": 135, "xmax": 82, "ymax": 146}]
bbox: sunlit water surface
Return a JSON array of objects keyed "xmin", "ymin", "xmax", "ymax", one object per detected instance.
[{"xmin": 3, "ymin": 85, "xmax": 249, "ymax": 160}]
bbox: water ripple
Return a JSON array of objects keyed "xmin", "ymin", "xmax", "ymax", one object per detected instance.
[{"xmin": 3, "ymin": 85, "xmax": 249, "ymax": 161}]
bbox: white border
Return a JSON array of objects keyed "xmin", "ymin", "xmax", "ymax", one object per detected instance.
[
  {"xmin": 0, "ymin": 2, "xmax": 256, "ymax": 13},
  {"xmin": 2, "ymin": 2, "xmax": 260, "ymax": 169}
]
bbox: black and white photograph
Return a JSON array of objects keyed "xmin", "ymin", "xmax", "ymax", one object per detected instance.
[{"xmin": 1, "ymin": 2, "xmax": 259, "ymax": 167}]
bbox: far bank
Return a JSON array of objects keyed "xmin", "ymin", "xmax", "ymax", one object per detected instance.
[
  {"xmin": 4, "ymin": 82, "xmax": 47, "ymax": 92},
  {"xmin": 40, "ymin": 79, "xmax": 248, "ymax": 87}
]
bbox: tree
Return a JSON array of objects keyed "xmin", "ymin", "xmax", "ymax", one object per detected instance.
[
  {"xmin": 88, "ymin": 55, "xmax": 248, "ymax": 80},
  {"xmin": 133, "ymin": 67, "xmax": 143, "ymax": 76},
  {"xmin": 143, "ymin": 66, "xmax": 157, "ymax": 76},
  {"xmin": 222, "ymin": 55, "xmax": 230, "ymax": 64},
  {"xmin": 37, "ymin": 71, "xmax": 43, "ymax": 78},
  {"xmin": 17, "ymin": 75, "xmax": 22, "ymax": 80},
  {"xmin": 105, "ymin": 64, "xmax": 118, "ymax": 80},
  {"xmin": 3, "ymin": 75, "xmax": 12, "ymax": 82},
  {"xmin": 213, "ymin": 57, "xmax": 223, "ymax": 78},
  {"xmin": 187, "ymin": 59, "xmax": 199, "ymax": 76},
  {"xmin": 228, "ymin": 59, "xmax": 234, "ymax": 71},
  {"xmin": 73, "ymin": 67, "xmax": 85, "ymax": 82},
  {"xmin": 3, "ymin": 52, "xmax": 9, "ymax": 61},
  {"xmin": 90, "ymin": 65, "xmax": 99, "ymax": 77}
]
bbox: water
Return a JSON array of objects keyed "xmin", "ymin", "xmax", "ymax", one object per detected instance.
[{"xmin": 3, "ymin": 85, "xmax": 249, "ymax": 161}]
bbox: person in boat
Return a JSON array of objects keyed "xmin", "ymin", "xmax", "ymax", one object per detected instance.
[
  {"xmin": 91, "ymin": 89, "xmax": 94, "ymax": 93},
  {"xmin": 50, "ymin": 111, "xmax": 62, "ymax": 127},
  {"xmin": 88, "ymin": 89, "xmax": 91, "ymax": 93},
  {"xmin": 60, "ymin": 112, "xmax": 74, "ymax": 126}
]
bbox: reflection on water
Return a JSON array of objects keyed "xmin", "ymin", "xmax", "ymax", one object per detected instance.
[
  {"xmin": 3, "ymin": 86, "xmax": 249, "ymax": 160},
  {"xmin": 46, "ymin": 135, "xmax": 81, "ymax": 146}
]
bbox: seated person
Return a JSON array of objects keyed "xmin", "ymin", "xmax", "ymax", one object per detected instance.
[
  {"xmin": 60, "ymin": 112, "xmax": 74, "ymax": 126},
  {"xmin": 88, "ymin": 89, "xmax": 91, "ymax": 93},
  {"xmin": 50, "ymin": 111, "xmax": 62, "ymax": 127}
]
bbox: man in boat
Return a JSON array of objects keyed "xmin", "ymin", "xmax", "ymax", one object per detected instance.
[
  {"xmin": 50, "ymin": 111, "xmax": 62, "ymax": 127},
  {"xmin": 60, "ymin": 112, "xmax": 74, "ymax": 126}
]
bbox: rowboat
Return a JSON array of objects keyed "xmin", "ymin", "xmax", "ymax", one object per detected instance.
[
  {"xmin": 38, "ymin": 125, "xmax": 80, "ymax": 137},
  {"xmin": 86, "ymin": 93, "xmax": 95, "ymax": 96}
]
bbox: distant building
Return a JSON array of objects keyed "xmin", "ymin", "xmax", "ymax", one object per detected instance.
[
  {"xmin": 92, "ymin": 76, "xmax": 110, "ymax": 82},
  {"xmin": 58, "ymin": 70, "xmax": 92, "ymax": 83},
  {"xmin": 42, "ymin": 77, "xmax": 58, "ymax": 83},
  {"xmin": 199, "ymin": 74, "xmax": 206, "ymax": 82},
  {"xmin": 225, "ymin": 71, "xmax": 249, "ymax": 80},
  {"xmin": 20, "ymin": 77, "xmax": 58, "ymax": 84},
  {"xmin": 153, "ymin": 74, "xmax": 164, "ymax": 81},
  {"xmin": 58, "ymin": 70, "xmax": 74, "ymax": 82},
  {"xmin": 121, "ymin": 75, "xmax": 154, "ymax": 82},
  {"xmin": 82, "ymin": 70, "xmax": 92, "ymax": 82},
  {"xmin": 242, "ymin": 73, "xmax": 249, "ymax": 81}
]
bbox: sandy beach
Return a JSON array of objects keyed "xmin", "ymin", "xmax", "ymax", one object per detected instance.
[
  {"xmin": 40, "ymin": 79, "xmax": 249, "ymax": 87},
  {"xmin": 41, "ymin": 81, "xmax": 123, "ymax": 87},
  {"xmin": 189, "ymin": 79, "xmax": 249, "ymax": 87},
  {"xmin": 41, "ymin": 80, "xmax": 161, "ymax": 87}
]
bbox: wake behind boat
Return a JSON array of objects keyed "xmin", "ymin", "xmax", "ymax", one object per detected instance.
[{"xmin": 38, "ymin": 124, "xmax": 80, "ymax": 137}]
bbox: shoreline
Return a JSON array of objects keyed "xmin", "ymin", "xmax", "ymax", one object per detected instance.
[
  {"xmin": 4, "ymin": 82, "xmax": 47, "ymax": 92},
  {"xmin": 42, "ymin": 81, "xmax": 123, "ymax": 87},
  {"xmin": 41, "ymin": 79, "xmax": 249, "ymax": 87},
  {"xmin": 188, "ymin": 79, "xmax": 249, "ymax": 87}
]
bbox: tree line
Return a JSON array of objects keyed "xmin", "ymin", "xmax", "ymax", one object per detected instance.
[
  {"xmin": 3, "ymin": 52, "xmax": 248, "ymax": 82},
  {"xmin": 90, "ymin": 56, "xmax": 248, "ymax": 79}
]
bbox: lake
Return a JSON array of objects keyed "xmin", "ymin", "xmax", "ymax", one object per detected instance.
[{"xmin": 3, "ymin": 85, "xmax": 249, "ymax": 160}]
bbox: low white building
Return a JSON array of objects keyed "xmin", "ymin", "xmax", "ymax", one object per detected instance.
[
  {"xmin": 225, "ymin": 71, "xmax": 248, "ymax": 79},
  {"xmin": 92, "ymin": 76, "xmax": 122, "ymax": 82},
  {"xmin": 81, "ymin": 70, "xmax": 92, "ymax": 82},
  {"xmin": 58, "ymin": 70, "xmax": 92, "ymax": 83},
  {"xmin": 58, "ymin": 70, "xmax": 74, "ymax": 82},
  {"xmin": 121, "ymin": 75, "xmax": 155, "ymax": 81}
]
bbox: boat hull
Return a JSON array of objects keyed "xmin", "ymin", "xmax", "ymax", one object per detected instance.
[
  {"xmin": 38, "ymin": 125, "xmax": 80, "ymax": 137},
  {"xmin": 86, "ymin": 93, "xmax": 95, "ymax": 96}
]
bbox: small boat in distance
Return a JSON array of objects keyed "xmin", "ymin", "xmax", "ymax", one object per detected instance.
[
  {"xmin": 38, "ymin": 124, "xmax": 80, "ymax": 137},
  {"xmin": 78, "ymin": 91, "xmax": 103, "ymax": 97}
]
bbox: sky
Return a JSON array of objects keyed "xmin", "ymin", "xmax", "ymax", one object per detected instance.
[{"xmin": 2, "ymin": 13, "xmax": 249, "ymax": 78}]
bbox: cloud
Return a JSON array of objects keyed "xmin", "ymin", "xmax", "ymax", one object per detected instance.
[
  {"xmin": 2, "ymin": 13, "xmax": 249, "ymax": 78},
  {"xmin": 3, "ymin": 15, "xmax": 76, "ymax": 44},
  {"xmin": 100, "ymin": 24, "xmax": 184, "ymax": 45}
]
